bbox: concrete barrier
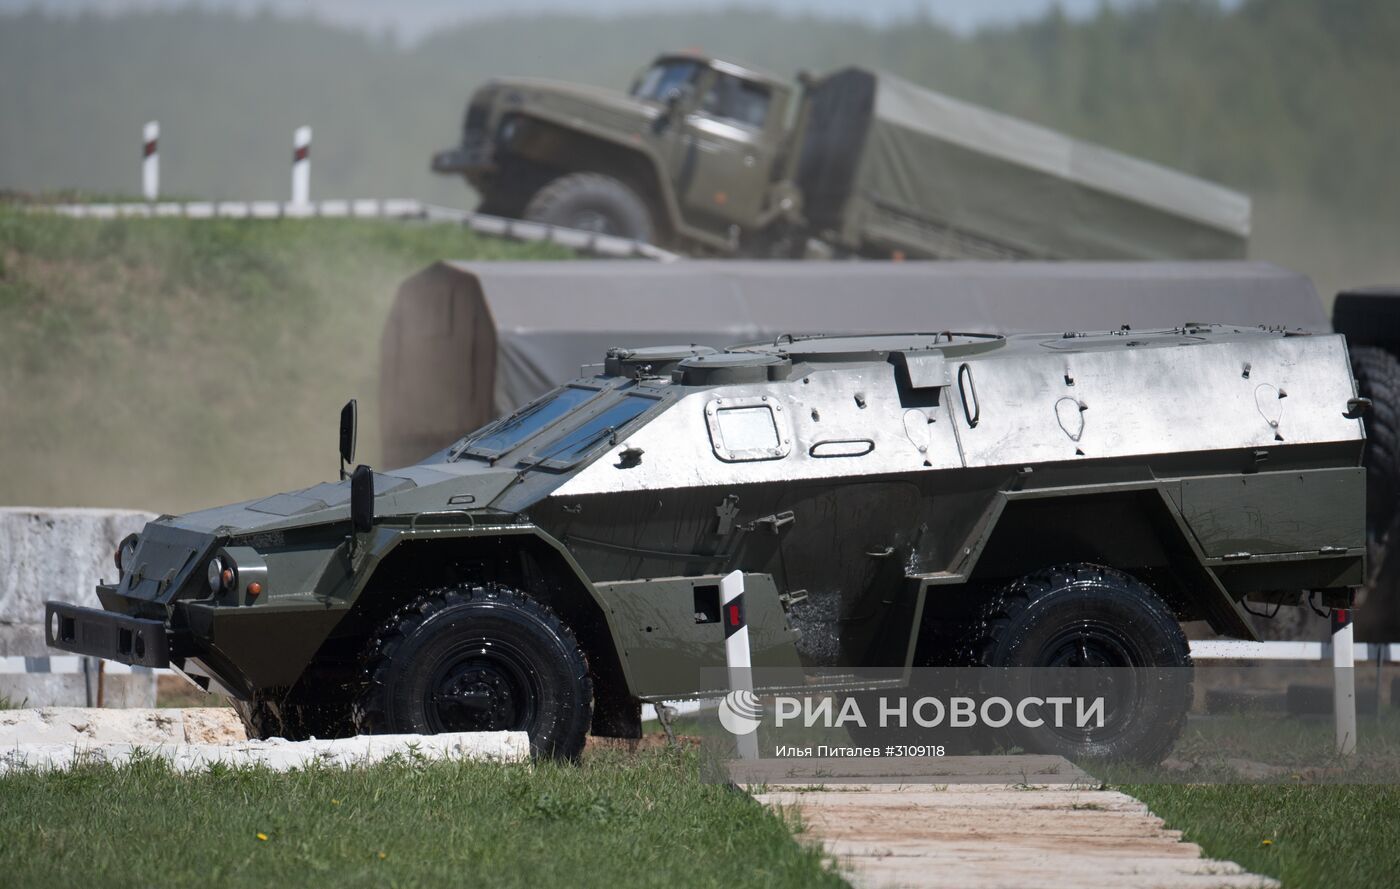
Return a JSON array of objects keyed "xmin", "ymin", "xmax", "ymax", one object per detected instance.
[
  {"xmin": 0, "ymin": 706, "xmax": 245, "ymax": 746},
  {"xmin": 0, "ymin": 507, "xmax": 157, "ymax": 706}
]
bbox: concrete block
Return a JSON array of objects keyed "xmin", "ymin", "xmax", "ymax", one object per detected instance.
[
  {"xmin": 0, "ymin": 507, "xmax": 158, "ymax": 706},
  {"xmin": 0, "ymin": 506, "xmax": 156, "ymax": 641}
]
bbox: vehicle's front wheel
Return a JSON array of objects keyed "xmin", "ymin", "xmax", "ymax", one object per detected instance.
[
  {"xmin": 963, "ymin": 564, "xmax": 1192, "ymax": 764},
  {"xmin": 523, "ymin": 172, "xmax": 655, "ymax": 242},
  {"xmin": 354, "ymin": 584, "xmax": 593, "ymax": 760}
]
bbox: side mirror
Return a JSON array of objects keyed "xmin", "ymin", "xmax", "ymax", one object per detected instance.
[
  {"xmin": 339, "ymin": 399, "xmax": 357, "ymax": 480},
  {"xmin": 350, "ymin": 464, "xmax": 374, "ymax": 534}
]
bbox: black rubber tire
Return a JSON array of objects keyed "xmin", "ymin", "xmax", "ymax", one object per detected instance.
[
  {"xmin": 963, "ymin": 564, "xmax": 1192, "ymax": 764},
  {"xmin": 523, "ymin": 172, "xmax": 654, "ymax": 241},
  {"xmin": 354, "ymin": 584, "xmax": 592, "ymax": 760},
  {"xmin": 1351, "ymin": 346, "xmax": 1400, "ymax": 541}
]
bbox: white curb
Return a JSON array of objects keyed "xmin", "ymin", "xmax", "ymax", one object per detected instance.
[{"xmin": 1, "ymin": 731, "xmax": 530, "ymax": 774}]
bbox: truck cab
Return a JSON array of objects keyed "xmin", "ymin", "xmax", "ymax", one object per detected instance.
[
  {"xmin": 431, "ymin": 52, "xmax": 796, "ymax": 253},
  {"xmin": 627, "ymin": 53, "xmax": 792, "ymax": 235}
]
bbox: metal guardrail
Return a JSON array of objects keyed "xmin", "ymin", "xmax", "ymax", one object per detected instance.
[
  {"xmin": 0, "ymin": 655, "xmax": 155, "ymax": 676},
  {"xmin": 1190, "ymin": 640, "xmax": 1399, "ymax": 661},
  {"xmin": 8, "ymin": 642, "xmax": 1391, "ymax": 681},
  {"xmin": 32, "ymin": 199, "xmax": 682, "ymax": 262}
]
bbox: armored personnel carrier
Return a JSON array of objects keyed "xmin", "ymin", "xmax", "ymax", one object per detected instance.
[{"xmin": 46, "ymin": 326, "xmax": 1365, "ymax": 760}]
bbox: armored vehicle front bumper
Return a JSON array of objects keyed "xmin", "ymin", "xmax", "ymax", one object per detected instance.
[{"xmin": 44, "ymin": 599, "xmax": 172, "ymax": 669}]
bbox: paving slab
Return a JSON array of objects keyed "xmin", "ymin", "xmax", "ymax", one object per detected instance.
[{"xmin": 754, "ymin": 770, "xmax": 1279, "ymax": 889}]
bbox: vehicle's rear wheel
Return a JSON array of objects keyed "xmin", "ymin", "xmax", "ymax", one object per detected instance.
[
  {"xmin": 963, "ymin": 564, "xmax": 1192, "ymax": 764},
  {"xmin": 353, "ymin": 584, "xmax": 592, "ymax": 760},
  {"xmin": 1350, "ymin": 346, "xmax": 1400, "ymax": 541},
  {"xmin": 523, "ymin": 172, "xmax": 654, "ymax": 242}
]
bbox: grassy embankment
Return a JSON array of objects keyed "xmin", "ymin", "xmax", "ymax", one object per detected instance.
[
  {"xmin": 0, "ymin": 749, "xmax": 844, "ymax": 889},
  {"xmin": 0, "ymin": 207, "xmax": 568, "ymax": 514}
]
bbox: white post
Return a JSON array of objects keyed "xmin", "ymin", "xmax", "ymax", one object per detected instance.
[
  {"xmin": 291, "ymin": 125, "xmax": 312, "ymax": 206},
  {"xmin": 721, "ymin": 570, "xmax": 759, "ymax": 760},
  {"xmin": 1332, "ymin": 608, "xmax": 1357, "ymax": 756},
  {"xmin": 141, "ymin": 121, "xmax": 159, "ymax": 202}
]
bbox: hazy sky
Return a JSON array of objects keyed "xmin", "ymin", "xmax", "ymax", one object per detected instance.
[{"xmin": 0, "ymin": 0, "xmax": 1172, "ymax": 40}]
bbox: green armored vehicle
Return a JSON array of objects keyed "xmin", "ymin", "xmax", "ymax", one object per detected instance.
[
  {"xmin": 431, "ymin": 52, "xmax": 1250, "ymax": 260},
  {"xmin": 48, "ymin": 326, "xmax": 1364, "ymax": 760}
]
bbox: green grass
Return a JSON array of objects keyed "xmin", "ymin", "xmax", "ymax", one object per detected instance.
[
  {"xmin": 1124, "ymin": 783, "xmax": 1400, "ymax": 889},
  {"xmin": 0, "ymin": 749, "xmax": 845, "ymax": 889},
  {"xmin": 0, "ymin": 206, "xmax": 570, "ymax": 514}
]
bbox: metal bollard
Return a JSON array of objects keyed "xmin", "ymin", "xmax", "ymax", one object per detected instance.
[
  {"xmin": 291, "ymin": 125, "xmax": 312, "ymax": 205},
  {"xmin": 1332, "ymin": 608, "xmax": 1357, "ymax": 756},
  {"xmin": 141, "ymin": 121, "xmax": 159, "ymax": 202},
  {"xmin": 721, "ymin": 570, "xmax": 759, "ymax": 760}
]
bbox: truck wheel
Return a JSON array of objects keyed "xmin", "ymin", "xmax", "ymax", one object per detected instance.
[
  {"xmin": 354, "ymin": 584, "xmax": 593, "ymax": 760},
  {"xmin": 964, "ymin": 564, "xmax": 1192, "ymax": 764},
  {"xmin": 524, "ymin": 173, "xmax": 654, "ymax": 241},
  {"xmin": 1350, "ymin": 346, "xmax": 1400, "ymax": 539}
]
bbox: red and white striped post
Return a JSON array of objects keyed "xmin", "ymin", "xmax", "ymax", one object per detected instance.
[
  {"xmin": 141, "ymin": 121, "xmax": 159, "ymax": 202},
  {"xmin": 1332, "ymin": 607, "xmax": 1357, "ymax": 756},
  {"xmin": 721, "ymin": 570, "xmax": 759, "ymax": 760},
  {"xmin": 291, "ymin": 125, "xmax": 312, "ymax": 206}
]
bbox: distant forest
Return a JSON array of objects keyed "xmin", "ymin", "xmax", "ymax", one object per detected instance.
[{"xmin": 1, "ymin": 0, "xmax": 1395, "ymax": 292}]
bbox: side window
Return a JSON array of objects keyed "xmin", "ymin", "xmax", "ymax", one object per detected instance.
[
  {"xmin": 701, "ymin": 74, "xmax": 771, "ymax": 129},
  {"xmin": 632, "ymin": 61, "xmax": 701, "ymax": 102},
  {"xmin": 705, "ymin": 397, "xmax": 790, "ymax": 462}
]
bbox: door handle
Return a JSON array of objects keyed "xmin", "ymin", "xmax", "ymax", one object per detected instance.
[
  {"xmin": 865, "ymin": 546, "xmax": 895, "ymax": 559},
  {"xmin": 958, "ymin": 363, "xmax": 980, "ymax": 428}
]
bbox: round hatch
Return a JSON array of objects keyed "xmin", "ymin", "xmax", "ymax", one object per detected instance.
[{"xmin": 675, "ymin": 352, "xmax": 792, "ymax": 386}]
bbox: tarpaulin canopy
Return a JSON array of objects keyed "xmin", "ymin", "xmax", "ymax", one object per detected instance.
[
  {"xmin": 797, "ymin": 68, "xmax": 1251, "ymax": 260},
  {"xmin": 379, "ymin": 260, "xmax": 1325, "ymax": 466}
]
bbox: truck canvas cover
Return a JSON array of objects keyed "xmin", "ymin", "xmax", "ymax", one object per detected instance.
[
  {"xmin": 797, "ymin": 69, "xmax": 1251, "ymax": 260},
  {"xmin": 379, "ymin": 260, "xmax": 1324, "ymax": 465}
]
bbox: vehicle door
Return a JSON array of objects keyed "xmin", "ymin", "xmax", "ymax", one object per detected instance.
[{"xmin": 673, "ymin": 70, "xmax": 777, "ymax": 230}]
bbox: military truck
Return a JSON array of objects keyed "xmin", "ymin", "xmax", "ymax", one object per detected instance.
[
  {"xmin": 47, "ymin": 324, "xmax": 1364, "ymax": 761},
  {"xmin": 431, "ymin": 52, "xmax": 1250, "ymax": 261}
]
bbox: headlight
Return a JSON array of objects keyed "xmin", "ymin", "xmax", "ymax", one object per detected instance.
[
  {"xmin": 207, "ymin": 556, "xmax": 235, "ymax": 593},
  {"xmin": 115, "ymin": 534, "xmax": 138, "ymax": 572}
]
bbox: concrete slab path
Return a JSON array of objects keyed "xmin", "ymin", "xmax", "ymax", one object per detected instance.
[{"xmin": 755, "ymin": 769, "xmax": 1278, "ymax": 889}]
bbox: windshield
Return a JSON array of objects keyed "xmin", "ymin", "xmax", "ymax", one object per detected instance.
[
  {"xmin": 631, "ymin": 60, "xmax": 701, "ymax": 102},
  {"xmin": 451, "ymin": 385, "xmax": 599, "ymax": 460},
  {"xmin": 523, "ymin": 396, "xmax": 655, "ymax": 468},
  {"xmin": 702, "ymin": 73, "xmax": 771, "ymax": 129}
]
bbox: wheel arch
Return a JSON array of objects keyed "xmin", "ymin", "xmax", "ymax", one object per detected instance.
[
  {"xmin": 958, "ymin": 486, "xmax": 1255, "ymax": 639},
  {"xmin": 350, "ymin": 526, "xmax": 641, "ymax": 738}
]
